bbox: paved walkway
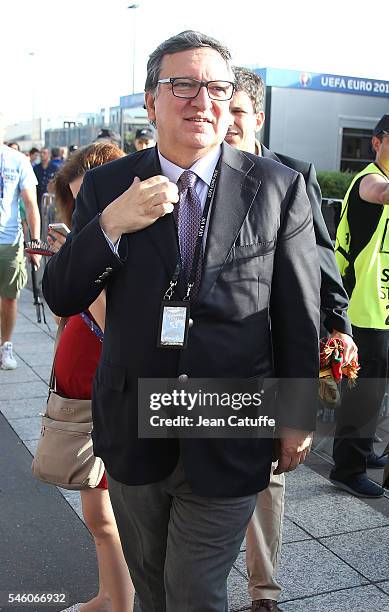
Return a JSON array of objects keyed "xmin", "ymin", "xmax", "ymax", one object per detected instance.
[{"xmin": 1, "ymin": 289, "xmax": 389, "ymax": 611}]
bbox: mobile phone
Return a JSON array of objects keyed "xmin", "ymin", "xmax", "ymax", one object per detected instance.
[{"xmin": 48, "ymin": 223, "xmax": 70, "ymax": 236}]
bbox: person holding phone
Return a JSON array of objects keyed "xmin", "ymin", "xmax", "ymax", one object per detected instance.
[{"xmin": 48, "ymin": 143, "xmax": 135, "ymax": 612}]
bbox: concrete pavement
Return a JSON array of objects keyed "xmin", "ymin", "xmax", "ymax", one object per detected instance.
[{"xmin": 1, "ymin": 288, "xmax": 389, "ymax": 611}]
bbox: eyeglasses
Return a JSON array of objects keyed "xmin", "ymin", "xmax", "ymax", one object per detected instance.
[{"xmin": 157, "ymin": 77, "xmax": 235, "ymax": 101}]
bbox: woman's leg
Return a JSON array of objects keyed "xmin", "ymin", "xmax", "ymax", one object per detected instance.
[{"xmin": 80, "ymin": 488, "xmax": 135, "ymax": 612}]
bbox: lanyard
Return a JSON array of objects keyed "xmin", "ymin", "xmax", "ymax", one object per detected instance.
[
  {"xmin": 80, "ymin": 312, "xmax": 104, "ymax": 342},
  {"xmin": 164, "ymin": 159, "xmax": 221, "ymax": 301}
]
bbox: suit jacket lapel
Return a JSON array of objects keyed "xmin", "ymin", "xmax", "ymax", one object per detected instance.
[
  {"xmin": 260, "ymin": 143, "xmax": 280, "ymax": 163},
  {"xmin": 197, "ymin": 143, "xmax": 262, "ymax": 301}
]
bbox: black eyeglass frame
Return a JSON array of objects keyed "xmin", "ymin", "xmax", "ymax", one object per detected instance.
[{"xmin": 157, "ymin": 77, "xmax": 235, "ymax": 101}]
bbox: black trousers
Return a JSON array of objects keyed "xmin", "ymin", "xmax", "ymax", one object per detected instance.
[{"xmin": 332, "ymin": 326, "xmax": 389, "ymax": 480}]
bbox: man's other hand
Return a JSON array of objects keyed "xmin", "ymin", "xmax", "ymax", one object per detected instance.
[
  {"xmin": 100, "ymin": 175, "xmax": 179, "ymax": 243},
  {"xmin": 330, "ymin": 329, "xmax": 358, "ymax": 365},
  {"xmin": 47, "ymin": 230, "xmax": 67, "ymax": 253},
  {"xmin": 273, "ymin": 427, "xmax": 313, "ymax": 475},
  {"xmin": 26, "ymin": 252, "xmax": 41, "ymax": 270}
]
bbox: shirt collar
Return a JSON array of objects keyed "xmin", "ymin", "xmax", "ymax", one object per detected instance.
[{"xmin": 158, "ymin": 146, "xmax": 221, "ymax": 186}]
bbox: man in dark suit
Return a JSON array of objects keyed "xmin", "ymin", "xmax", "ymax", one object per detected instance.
[
  {"xmin": 225, "ymin": 66, "xmax": 357, "ymax": 612},
  {"xmin": 43, "ymin": 32, "xmax": 320, "ymax": 612}
]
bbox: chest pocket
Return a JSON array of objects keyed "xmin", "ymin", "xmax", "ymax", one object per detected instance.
[
  {"xmin": 231, "ymin": 239, "xmax": 276, "ymax": 261},
  {"xmin": 215, "ymin": 239, "xmax": 276, "ymax": 319}
]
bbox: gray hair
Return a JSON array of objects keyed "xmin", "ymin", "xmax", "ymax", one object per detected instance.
[
  {"xmin": 232, "ymin": 66, "xmax": 265, "ymax": 114},
  {"xmin": 145, "ymin": 30, "xmax": 232, "ymax": 93}
]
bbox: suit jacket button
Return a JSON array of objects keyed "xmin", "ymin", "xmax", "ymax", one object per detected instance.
[
  {"xmin": 188, "ymin": 318, "xmax": 193, "ymax": 328},
  {"xmin": 178, "ymin": 374, "xmax": 188, "ymax": 383}
]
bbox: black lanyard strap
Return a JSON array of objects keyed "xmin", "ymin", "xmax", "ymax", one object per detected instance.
[{"xmin": 166, "ymin": 159, "xmax": 221, "ymax": 301}]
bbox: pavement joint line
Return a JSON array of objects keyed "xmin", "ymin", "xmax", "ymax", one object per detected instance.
[
  {"xmin": 306, "ymin": 532, "xmax": 380, "ymax": 586},
  {"xmin": 282, "ymin": 516, "xmax": 317, "ymax": 540},
  {"xmin": 317, "ymin": 523, "xmax": 389, "ymax": 540},
  {"xmin": 283, "ymin": 499, "xmax": 389, "ymax": 582},
  {"xmin": 372, "ymin": 581, "xmax": 389, "ymax": 596},
  {"xmin": 29, "ymin": 365, "xmax": 52, "ymax": 385},
  {"xmin": 232, "ymin": 564, "xmax": 248, "ymax": 581},
  {"xmin": 277, "ymin": 582, "xmax": 378, "ymax": 605},
  {"xmin": 7, "ymin": 357, "xmax": 53, "ymax": 385},
  {"xmin": 283, "ymin": 513, "xmax": 389, "ymax": 541}
]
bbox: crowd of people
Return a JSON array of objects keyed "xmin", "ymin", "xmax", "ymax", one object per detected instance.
[{"xmin": 1, "ymin": 28, "xmax": 389, "ymax": 612}]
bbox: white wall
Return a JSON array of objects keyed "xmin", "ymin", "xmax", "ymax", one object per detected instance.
[{"xmin": 268, "ymin": 88, "xmax": 389, "ymax": 171}]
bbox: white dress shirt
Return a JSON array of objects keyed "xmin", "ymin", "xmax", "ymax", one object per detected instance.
[{"xmin": 101, "ymin": 145, "xmax": 222, "ymax": 254}]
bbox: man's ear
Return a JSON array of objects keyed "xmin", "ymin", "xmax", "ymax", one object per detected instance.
[
  {"xmin": 371, "ymin": 136, "xmax": 381, "ymax": 155},
  {"xmin": 256, "ymin": 111, "xmax": 265, "ymax": 132},
  {"xmin": 145, "ymin": 92, "xmax": 156, "ymax": 124}
]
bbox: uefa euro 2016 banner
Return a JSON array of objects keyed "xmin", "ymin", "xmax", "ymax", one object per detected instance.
[{"xmin": 255, "ymin": 67, "xmax": 389, "ymax": 99}]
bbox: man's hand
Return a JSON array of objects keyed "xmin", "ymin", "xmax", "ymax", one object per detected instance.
[
  {"xmin": 330, "ymin": 329, "xmax": 358, "ymax": 365},
  {"xmin": 26, "ymin": 252, "xmax": 41, "ymax": 270},
  {"xmin": 100, "ymin": 175, "xmax": 179, "ymax": 243},
  {"xmin": 47, "ymin": 229, "xmax": 67, "ymax": 253},
  {"xmin": 273, "ymin": 427, "xmax": 313, "ymax": 475}
]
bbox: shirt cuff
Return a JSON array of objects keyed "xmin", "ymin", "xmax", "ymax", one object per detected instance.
[{"xmin": 100, "ymin": 225, "xmax": 121, "ymax": 255}]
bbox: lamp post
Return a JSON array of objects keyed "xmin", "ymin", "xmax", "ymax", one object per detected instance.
[
  {"xmin": 28, "ymin": 52, "xmax": 37, "ymax": 143},
  {"xmin": 128, "ymin": 4, "xmax": 139, "ymax": 95}
]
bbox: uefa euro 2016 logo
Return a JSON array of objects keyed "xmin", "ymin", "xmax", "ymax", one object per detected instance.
[{"xmin": 299, "ymin": 72, "xmax": 312, "ymax": 87}]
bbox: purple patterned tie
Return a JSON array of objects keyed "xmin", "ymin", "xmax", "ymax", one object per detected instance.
[{"xmin": 176, "ymin": 170, "xmax": 203, "ymax": 289}]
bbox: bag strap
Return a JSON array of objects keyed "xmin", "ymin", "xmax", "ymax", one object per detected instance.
[{"xmin": 49, "ymin": 317, "xmax": 68, "ymax": 392}]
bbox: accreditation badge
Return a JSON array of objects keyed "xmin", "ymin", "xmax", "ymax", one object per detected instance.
[{"xmin": 158, "ymin": 300, "xmax": 190, "ymax": 349}]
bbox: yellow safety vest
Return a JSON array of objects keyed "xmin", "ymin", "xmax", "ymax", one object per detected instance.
[{"xmin": 335, "ymin": 163, "xmax": 389, "ymax": 329}]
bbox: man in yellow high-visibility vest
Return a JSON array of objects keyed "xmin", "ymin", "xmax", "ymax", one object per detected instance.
[{"xmin": 332, "ymin": 114, "xmax": 389, "ymax": 498}]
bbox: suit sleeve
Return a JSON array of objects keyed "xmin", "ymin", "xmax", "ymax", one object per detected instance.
[
  {"xmin": 42, "ymin": 170, "xmax": 126, "ymax": 317},
  {"xmin": 270, "ymin": 173, "xmax": 320, "ymax": 430},
  {"xmin": 306, "ymin": 164, "xmax": 352, "ymax": 336}
]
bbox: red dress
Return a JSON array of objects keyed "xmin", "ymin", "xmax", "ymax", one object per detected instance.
[{"xmin": 54, "ymin": 314, "xmax": 108, "ymax": 489}]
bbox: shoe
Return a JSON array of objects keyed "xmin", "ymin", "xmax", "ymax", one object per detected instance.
[
  {"xmin": 251, "ymin": 600, "xmax": 282, "ymax": 611},
  {"xmin": 367, "ymin": 452, "xmax": 388, "ymax": 469},
  {"xmin": 330, "ymin": 473, "xmax": 384, "ymax": 498},
  {"xmin": 0, "ymin": 342, "xmax": 17, "ymax": 370}
]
